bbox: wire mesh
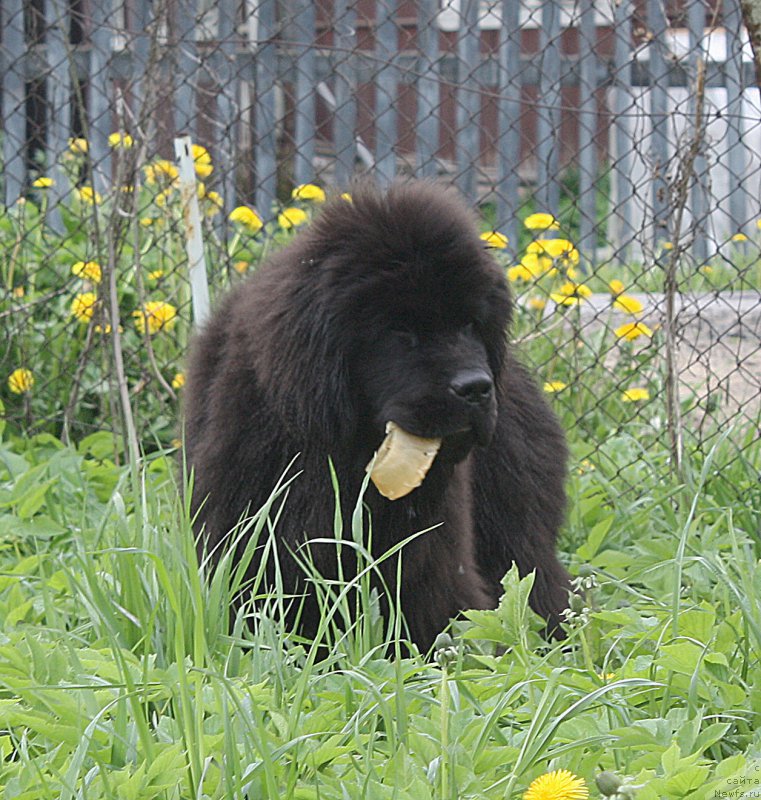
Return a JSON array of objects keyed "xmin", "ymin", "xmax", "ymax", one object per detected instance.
[{"xmin": 0, "ymin": 0, "xmax": 759, "ymax": 502}]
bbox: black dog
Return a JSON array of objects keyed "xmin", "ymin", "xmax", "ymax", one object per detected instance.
[{"xmin": 183, "ymin": 181, "xmax": 571, "ymax": 650}]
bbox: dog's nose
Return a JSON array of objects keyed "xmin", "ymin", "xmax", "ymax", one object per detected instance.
[{"xmin": 450, "ymin": 370, "xmax": 494, "ymax": 405}]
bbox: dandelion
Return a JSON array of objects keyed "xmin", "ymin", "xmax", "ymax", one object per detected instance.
[
  {"xmin": 148, "ymin": 269, "xmax": 165, "ymax": 280},
  {"xmin": 613, "ymin": 294, "xmax": 644, "ymax": 315},
  {"xmin": 71, "ymin": 261, "xmax": 102, "ymax": 284},
  {"xmin": 615, "ymin": 321, "xmax": 653, "ymax": 341},
  {"xmin": 233, "ymin": 260, "xmax": 250, "ymax": 274},
  {"xmin": 480, "ymin": 230, "xmax": 509, "ymax": 249},
  {"xmin": 341, "ymin": 192, "xmax": 353, "ymax": 202},
  {"xmin": 192, "ymin": 144, "xmax": 213, "ymax": 178},
  {"xmin": 108, "ymin": 132, "xmax": 134, "ymax": 149},
  {"xmin": 71, "ymin": 291, "xmax": 98, "ymax": 323},
  {"xmin": 524, "ymin": 212, "xmax": 560, "ymax": 231},
  {"xmin": 229, "ymin": 206, "xmax": 263, "ymax": 233},
  {"xmin": 702, "ymin": 265, "xmax": 714, "ymax": 275},
  {"xmin": 507, "ymin": 264, "xmax": 534, "ymax": 282},
  {"xmin": 171, "ymin": 372, "xmax": 185, "ymax": 390},
  {"xmin": 608, "ymin": 279, "xmax": 625, "ymax": 296},
  {"xmin": 543, "ymin": 381, "xmax": 567, "ymax": 393},
  {"xmin": 8, "ymin": 368, "xmax": 34, "ymax": 395},
  {"xmin": 155, "ymin": 188, "xmax": 174, "ymax": 208},
  {"xmin": 292, "ymin": 183, "xmax": 326, "ymax": 203},
  {"xmin": 77, "ymin": 186, "xmax": 102, "ymax": 205},
  {"xmin": 133, "ymin": 300, "xmax": 177, "ymax": 335},
  {"xmin": 12, "ymin": 286, "xmax": 25, "ymax": 298},
  {"xmin": 523, "ymin": 769, "xmax": 589, "ymax": 800},
  {"xmin": 528, "ymin": 296, "xmax": 547, "ymax": 312},
  {"xmin": 32, "ymin": 177, "xmax": 54, "ymax": 189},
  {"xmin": 278, "ymin": 207, "xmax": 308, "ymax": 229},
  {"xmin": 621, "ymin": 387, "xmax": 650, "ymax": 403},
  {"xmin": 731, "ymin": 232, "xmax": 748, "ymax": 242},
  {"xmin": 550, "ymin": 282, "xmax": 592, "ymax": 307},
  {"xmin": 144, "ymin": 159, "xmax": 179, "ymax": 185},
  {"xmin": 661, "ymin": 241, "xmax": 674, "ymax": 250},
  {"xmin": 140, "ymin": 217, "xmax": 156, "ymax": 227},
  {"xmin": 528, "ymin": 238, "xmax": 579, "ymax": 266},
  {"xmin": 203, "ymin": 191, "xmax": 223, "ymax": 217},
  {"xmin": 94, "ymin": 323, "xmax": 118, "ymax": 334},
  {"xmin": 757, "ymin": 218, "xmax": 761, "ymax": 231},
  {"xmin": 68, "ymin": 137, "xmax": 88, "ymax": 155}
]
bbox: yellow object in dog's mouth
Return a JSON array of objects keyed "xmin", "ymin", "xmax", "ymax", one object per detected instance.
[{"xmin": 366, "ymin": 421, "xmax": 442, "ymax": 500}]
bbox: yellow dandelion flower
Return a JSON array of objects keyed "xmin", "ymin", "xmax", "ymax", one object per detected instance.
[
  {"xmin": 203, "ymin": 191, "xmax": 223, "ymax": 217},
  {"xmin": 528, "ymin": 238, "xmax": 579, "ymax": 265},
  {"xmin": 144, "ymin": 159, "xmax": 179, "ymax": 185},
  {"xmin": 661, "ymin": 241, "xmax": 674, "ymax": 250},
  {"xmin": 702, "ymin": 265, "xmax": 714, "ymax": 275},
  {"xmin": 608, "ymin": 279, "xmax": 625, "ymax": 296},
  {"xmin": 292, "ymin": 183, "xmax": 326, "ymax": 203},
  {"xmin": 32, "ymin": 176, "xmax": 54, "ymax": 189},
  {"xmin": 543, "ymin": 381, "xmax": 567, "ymax": 393},
  {"xmin": 480, "ymin": 230, "xmax": 509, "ymax": 249},
  {"xmin": 233, "ymin": 260, "xmax": 250, "ymax": 274},
  {"xmin": 108, "ymin": 132, "xmax": 134, "ymax": 149},
  {"xmin": 192, "ymin": 144, "xmax": 213, "ymax": 178},
  {"xmin": 148, "ymin": 269, "xmax": 165, "ymax": 280},
  {"xmin": 341, "ymin": 192, "xmax": 353, "ymax": 202},
  {"xmin": 71, "ymin": 261, "xmax": 102, "ymax": 284},
  {"xmin": 8, "ymin": 368, "xmax": 34, "ymax": 395},
  {"xmin": 171, "ymin": 372, "xmax": 185, "ymax": 390},
  {"xmin": 522, "ymin": 251, "xmax": 554, "ymax": 276},
  {"xmin": 140, "ymin": 217, "xmax": 156, "ymax": 227},
  {"xmin": 133, "ymin": 300, "xmax": 177, "ymax": 335},
  {"xmin": 523, "ymin": 769, "xmax": 589, "ymax": 800},
  {"xmin": 528, "ymin": 296, "xmax": 547, "ymax": 312},
  {"xmin": 155, "ymin": 187, "xmax": 174, "ymax": 208},
  {"xmin": 93, "ymin": 323, "xmax": 118, "ymax": 334},
  {"xmin": 507, "ymin": 265, "xmax": 534, "ymax": 282},
  {"xmin": 77, "ymin": 186, "xmax": 103, "ymax": 205},
  {"xmin": 12, "ymin": 285, "xmax": 24, "ymax": 298},
  {"xmin": 622, "ymin": 387, "xmax": 650, "ymax": 403},
  {"xmin": 550, "ymin": 293, "xmax": 582, "ymax": 306},
  {"xmin": 552, "ymin": 282, "xmax": 592, "ymax": 305},
  {"xmin": 613, "ymin": 294, "xmax": 644, "ymax": 315},
  {"xmin": 229, "ymin": 205, "xmax": 263, "ymax": 233},
  {"xmin": 278, "ymin": 207, "xmax": 308, "ymax": 229},
  {"xmin": 756, "ymin": 218, "xmax": 761, "ymax": 230},
  {"xmin": 524, "ymin": 212, "xmax": 560, "ymax": 231},
  {"xmin": 71, "ymin": 291, "xmax": 98, "ymax": 323},
  {"xmin": 615, "ymin": 321, "xmax": 653, "ymax": 341},
  {"xmin": 68, "ymin": 137, "xmax": 88, "ymax": 155},
  {"xmin": 731, "ymin": 232, "xmax": 748, "ymax": 242}
]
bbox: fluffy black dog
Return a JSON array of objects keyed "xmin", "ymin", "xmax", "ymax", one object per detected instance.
[{"xmin": 184, "ymin": 181, "xmax": 571, "ymax": 650}]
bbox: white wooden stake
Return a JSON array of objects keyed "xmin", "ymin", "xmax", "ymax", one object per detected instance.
[{"xmin": 174, "ymin": 135, "xmax": 211, "ymax": 327}]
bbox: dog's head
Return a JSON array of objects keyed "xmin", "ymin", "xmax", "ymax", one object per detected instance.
[{"xmin": 316, "ymin": 181, "xmax": 512, "ymax": 465}]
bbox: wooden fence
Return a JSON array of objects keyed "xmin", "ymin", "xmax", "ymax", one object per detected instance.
[{"xmin": 1, "ymin": 0, "xmax": 760, "ymax": 259}]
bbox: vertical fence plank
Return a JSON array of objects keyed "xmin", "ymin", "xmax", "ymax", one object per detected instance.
[
  {"xmin": 536, "ymin": 0, "xmax": 561, "ymax": 216},
  {"xmin": 254, "ymin": 0, "xmax": 279, "ymax": 217},
  {"xmin": 88, "ymin": 0, "xmax": 112, "ymax": 195},
  {"xmin": 611, "ymin": 0, "xmax": 634, "ymax": 258},
  {"xmin": 455, "ymin": 0, "xmax": 481, "ymax": 201},
  {"xmin": 292, "ymin": 0, "xmax": 316, "ymax": 185},
  {"xmin": 333, "ymin": 0, "xmax": 357, "ymax": 186},
  {"xmin": 724, "ymin": 0, "xmax": 748, "ymax": 237},
  {"xmin": 577, "ymin": 0, "xmax": 597, "ymax": 263},
  {"xmin": 174, "ymin": 0, "xmax": 198, "ymax": 136},
  {"xmin": 416, "ymin": 0, "xmax": 440, "ymax": 178},
  {"xmin": 2, "ymin": 0, "xmax": 26, "ymax": 205},
  {"xmin": 687, "ymin": 0, "xmax": 707, "ymax": 263},
  {"xmin": 215, "ymin": 0, "xmax": 238, "ymax": 219},
  {"xmin": 131, "ymin": 0, "xmax": 152, "ymax": 116},
  {"xmin": 647, "ymin": 0, "xmax": 669, "ymax": 247},
  {"xmin": 496, "ymin": 0, "xmax": 521, "ymax": 251},
  {"xmin": 45, "ymin": 0, "xmax": 71, "ymax": 234},
  {"xmin": 375, "ymin": 0, "xmax": 398, "ymax": 186}
]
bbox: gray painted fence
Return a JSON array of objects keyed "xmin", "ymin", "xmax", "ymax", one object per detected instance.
[{"xmin": 1, "ymin": 0, "xmax": 760, "ymax": 260}]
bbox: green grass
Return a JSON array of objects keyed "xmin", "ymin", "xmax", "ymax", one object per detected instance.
[{"xmin": 0, "ymin": 414, "xmax": 759, "ymax": 798}]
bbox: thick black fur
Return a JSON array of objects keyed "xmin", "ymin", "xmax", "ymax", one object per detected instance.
[{"xmin": 183, "ymin": 181, "xmax": 571, "ymax": 650}]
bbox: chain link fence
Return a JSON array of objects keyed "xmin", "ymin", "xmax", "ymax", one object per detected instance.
[{"xmin": 1, "ymin": 0, "xmax": 759, "ymax": 500}]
